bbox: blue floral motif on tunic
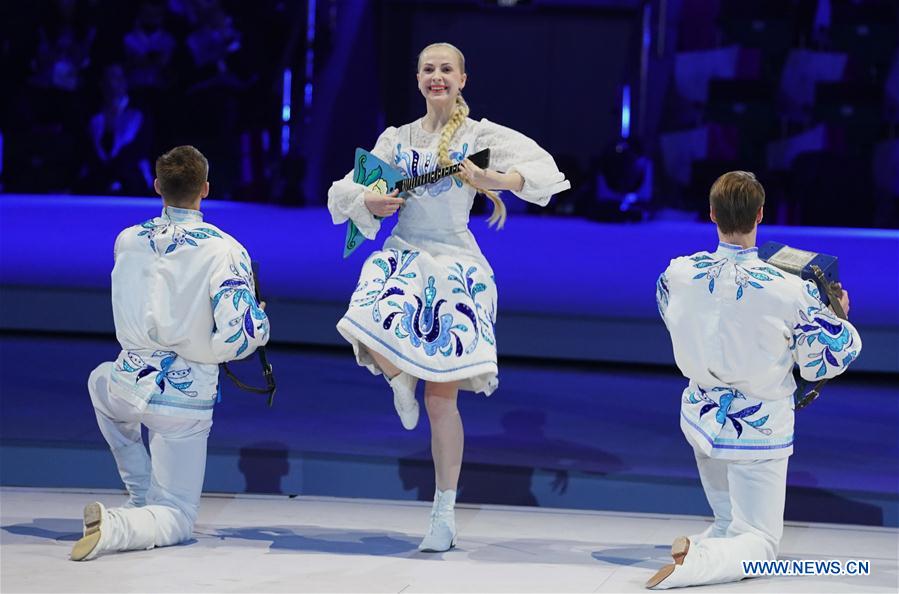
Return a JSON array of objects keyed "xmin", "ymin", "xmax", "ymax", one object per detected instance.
[
  {"xmin": 690, "ymin": 254, "xmax": 784, "ymax": 299},
  {"xmin": 137, "ymin": 219, "xmax": 222, "ymax": 254},
  {"xmin": 116, "ymin": 351, "xmax": 198, "ymax": 397},
  {"xmin": 685, "ymin": 386, "xmax": 772, "ymax": 438},
  {"xmin": 212, "ymin": 253, "xmax": 268, "ymax": 357},
  {"xmin": 790, "ymin": 284, "xmax": 858, "ymax": 378}
]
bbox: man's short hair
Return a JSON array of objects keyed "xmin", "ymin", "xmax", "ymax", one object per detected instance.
[
  {"xmin": 155, "ymin": 145, "xmax": 208, "ymax": 206},
  {"xmin": 709, "ymin": 171, "xmax": 765, "ymax": 234}
]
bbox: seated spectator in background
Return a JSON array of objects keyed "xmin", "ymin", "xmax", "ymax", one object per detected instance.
[
  {"xmin": 9, "ymin": 0, "xmax": 96, "ymax": 192},
  {"xmin": 77, "ymin": 64, "xmax": 153, "ymax": 195},
  {"xmin": 167, "ymin": 0, "xmax": 203, "ymax": 27},
  {"xmin": 28, "ymin": 0, "xmax": 96, "ymax": 93},
  {"xmin": 124, "ymin": 1, "xmax": 177, "ymax": 91},
  {"xmin": 184, "ymin": 0, "xmax": 243, "ymax": 90}
]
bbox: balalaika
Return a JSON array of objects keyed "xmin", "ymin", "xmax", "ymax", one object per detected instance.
[
  {"xmin": 342, "ymin": 147, "xmax": 490, "ymax": 258},
  {"xmin": 758, "ymin": 241, "xmax": 846, "ymax": 410}
]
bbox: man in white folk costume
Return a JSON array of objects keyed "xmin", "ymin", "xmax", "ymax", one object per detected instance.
[
  {"xmin": 649, "ymin": 171, "xmax": 861, "ymax": 588},
  {"xmin": 71, "ymin": 145, "xmax": 270, "ymax": 561}
]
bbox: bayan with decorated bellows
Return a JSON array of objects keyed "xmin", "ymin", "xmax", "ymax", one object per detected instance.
[{"xmin": 342, "ymin": 146, "xmax": 490, "ymax": 257}]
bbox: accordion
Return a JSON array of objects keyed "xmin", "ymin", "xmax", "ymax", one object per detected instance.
[{"xmin": 758, "ymin": 241, "xmax": 840, "ymax": 307}]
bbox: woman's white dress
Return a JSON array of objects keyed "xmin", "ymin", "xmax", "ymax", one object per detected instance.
[{"xmin": 327, "ymin": 117, "xmax": 569, "ymax": 394}]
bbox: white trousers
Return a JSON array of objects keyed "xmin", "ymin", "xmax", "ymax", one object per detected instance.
[
  {"xmin": 88, "ymin": 362, "xmax": 212, "ymax": 551},
  {"xmin": 657, "ymin": 448, "xmax": 789, "ymax": 589}
]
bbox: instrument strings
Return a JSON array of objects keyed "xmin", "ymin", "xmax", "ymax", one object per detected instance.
[{"xmin": 396, "ymin": 162, "xmax": 462, "ymax": 192}]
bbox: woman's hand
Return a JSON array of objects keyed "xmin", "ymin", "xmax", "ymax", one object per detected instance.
[
  {"xmin": 363, "ymin": 189, "xmax": 404, "ymax": 217},
  {"xmin": 458, "ymin": 159, "xmax": 524, "ymax": 191}
]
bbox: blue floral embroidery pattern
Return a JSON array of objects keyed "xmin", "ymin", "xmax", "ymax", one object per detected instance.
[
  {"xmin": 351, "ymin": 250, "xmax": 419, "ymax": 323},
  {"xmin": 690, "ymin": 255, "xmax": 727, "ymax": 294},
  {"xmin": 137, "ymin": 219, "xmax": 222, "ymax": 254},
  {"xmin": 116, "ymin": 351, "xmax": 198, "ymax": 397},
  {"xmin": 685, "ymin": 387, "xmax": 772, "ymax": 438},
  {"xmin": 391, "ymin": 276, "xmax": 469, "ymax": 356},
  {"xmin": 791, "ymin": 284, "xmax": 858, "ymax": 378},
  {"xmin": 448, "ymin": 263, "xmax": 496, "ymax": 353},
  {"xmin": 394, "ymin": 143, "xmax": 469, "ymax": 197},
  {"xmin": 690, "ymin": 255, "xmax": 783, "ymax": 299},
  {"xmin": 352, "ymin": 254, "xmax": 496, "ymax": 358},
  {"xmin": 212, "ymin": 254, "xmax": 268, "ymax": 357},
  {"xmin": 734, "ymin": 265, "xmax": 784, "ymax": 299}
]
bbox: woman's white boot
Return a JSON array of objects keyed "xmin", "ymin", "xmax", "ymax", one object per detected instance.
[
  {"xmin": 388, "ymin": 372, "xmax": 419, "ymax": 430},
  {"xmin": 418, "ymin": 489, "xmax": 457, "ymax": 552}
]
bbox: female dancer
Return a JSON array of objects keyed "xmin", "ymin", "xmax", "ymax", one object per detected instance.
[{"xmin": 327, "ymin": 42, "xmax": 569, "ymax": 552}]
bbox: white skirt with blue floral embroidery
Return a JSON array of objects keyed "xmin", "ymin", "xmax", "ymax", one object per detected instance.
[{"xmin": 337, "ymin": 247, "xmax": 499, "ymax": 395}]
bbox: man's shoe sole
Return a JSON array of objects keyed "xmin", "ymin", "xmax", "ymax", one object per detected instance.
[
  {"xmin": 671, "ymin": 536, "xmax": 690, "ymax": 564},
  {"xmin": 71, "ymin": 503, "xmax": 103, "ymax": 561},
  {"xmin": 645, "ymin": 536, "xmax": 690, "ymax": 588}
]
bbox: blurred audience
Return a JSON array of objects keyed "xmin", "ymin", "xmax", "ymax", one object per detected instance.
[
  {"xmin": 656, "ymin": 0, "xmax": 898, "ymax": 227},
  {"xmin": 123, "ymin": 1, "xmax": 176, "ymax": 91},
  {"xmin": 77, "ymin": 64, "xmax": 152, "ymax": 195},
  {"xmin": 0, "ymin": 0, "xmax": 896, "ymax": 227}
]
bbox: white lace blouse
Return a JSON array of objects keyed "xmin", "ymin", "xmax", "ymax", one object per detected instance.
[{"xmin": 327, "ymin": 117, "xmax": 570, "ymax": 264}]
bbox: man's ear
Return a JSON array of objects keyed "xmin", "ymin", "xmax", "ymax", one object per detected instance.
[
  {"xmin": 756, "ymin": 206, "xmax": 764, "ymax": 225},
  {"xmin": 153, "ymin": 178, "xmax": 162, "ymax": 197},
  {"xmin": 709, "ymin": 207, "xmax": 717, "ymax": 224},
  {"xmin": 200, "ymin": 181, "xmax": 209, "ymax": 199}
]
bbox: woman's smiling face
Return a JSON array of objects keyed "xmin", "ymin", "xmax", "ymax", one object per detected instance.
[{"xmin": 417, "ymin": 45, "xmax": 466, "ymax": 106}]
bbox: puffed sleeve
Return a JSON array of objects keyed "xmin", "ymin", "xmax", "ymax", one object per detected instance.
[
  {"xmin": 474, "ymin": 118, "xmax": 570, "ymax": 206},
  {"xmin": 113, "ymin": 228, "xmax": 127, "ymax": 262},
  {"xmin": 656, "ymin": 269, "xmax": 671, "ymax": 330},
  {"xmin": 209, "ymin": 246, "xmax": 270, "ymax": 363},
  {"xmin": 326, "ymin": 126, "xmax": 397, "ymax": 240},
  {"xmin": 790, "ymin": 280, "xmax": 862, "ymax": 380}
]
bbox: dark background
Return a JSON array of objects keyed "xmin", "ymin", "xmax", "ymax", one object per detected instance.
[{"xmin": 1, "ymin": 0, "xmax": 897, "ymax": 227}]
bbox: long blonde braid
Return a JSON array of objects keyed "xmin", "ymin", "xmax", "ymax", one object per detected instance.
[
  {"xmin": 421, "ymin": 42, "xmax": 507, "ymax": 229},
  {"xmin": 436, "ymin": 95, "xmax": 507, "ymax": 228}
]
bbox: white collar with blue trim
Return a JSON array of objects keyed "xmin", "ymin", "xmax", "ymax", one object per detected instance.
[
  {"xmin": 714, "ymin": 241, "xmax": 758, "ymax": 262},
  {"xmin": 161, "ymin": 205, "xmax": 203, "ymax": 223}
]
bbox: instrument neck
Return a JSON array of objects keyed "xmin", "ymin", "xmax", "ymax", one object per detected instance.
[{"xmin": 396, "ymin": 162, "xmax": 462, "ymax": 193}]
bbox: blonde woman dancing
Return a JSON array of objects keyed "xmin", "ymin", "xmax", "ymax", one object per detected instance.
[{"xmin": 327, "ymin": 42, "xmax": 569, "ymax": 552}]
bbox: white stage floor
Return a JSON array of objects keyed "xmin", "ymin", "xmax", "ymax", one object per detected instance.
[{"xmin": 1, "ymin": 488, "xmax": 896, "ymax": 593}]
